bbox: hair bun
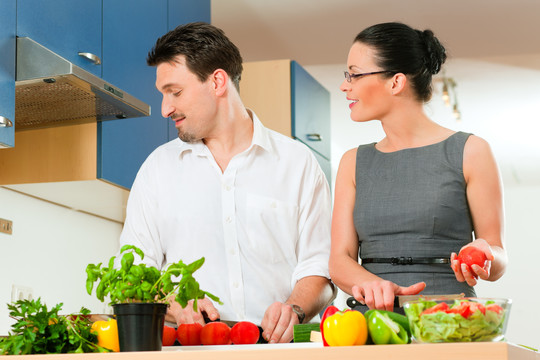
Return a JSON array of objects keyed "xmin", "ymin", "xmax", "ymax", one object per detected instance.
[{"xmin": 418, "ymin": 29, "xmax": 447, "ymax": 75}]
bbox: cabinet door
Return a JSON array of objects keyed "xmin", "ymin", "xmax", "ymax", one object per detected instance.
[
  {"xmin": 166, "ymin": 0, "xmax": 211, "ymax": 141},
  {"xmin": 0, "ymin": 0, "xmax": 16, "ymax": 148},
  {"xmin": 290, "ymin": 61, "xmax": 331, "ymax": 160},
  {"xmin": 17, "ymin": 0, "xmax": 102, "ymax": 76},
  {"xmin": 99, "ymin": 0, "xmax": 169, "ymax": 189}
]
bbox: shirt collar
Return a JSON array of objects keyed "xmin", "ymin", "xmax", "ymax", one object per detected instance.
[
  {"xmin": 174, "ymin": 109, "xmax": 276, "ymax": 158},
  {"xmin": 249, "ymin": 109, "xmax": 273, "ymax": 154}
]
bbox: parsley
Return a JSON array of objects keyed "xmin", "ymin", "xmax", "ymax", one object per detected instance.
[{"xmin": 0, "ymin": 298, "xmax": 108, "ymax": 355}]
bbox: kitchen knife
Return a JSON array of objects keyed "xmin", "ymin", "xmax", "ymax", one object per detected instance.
[{"xmin": 346, "ymin": 293, "xmax": 465, "ymax": 310}]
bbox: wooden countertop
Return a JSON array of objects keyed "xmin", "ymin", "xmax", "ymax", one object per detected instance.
[{"xmin": 4, "ymin": 342, "xmax": 537, "ymax": 359}]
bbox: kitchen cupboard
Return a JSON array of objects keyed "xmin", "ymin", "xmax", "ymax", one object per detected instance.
[
  {"xmin": 0, "ymin": 0, "xmax": 16, "ymax": 148},
  {"xmin": 0, "ymin": 0, "xmax": 210, "ymax": 222},
  {"xmin": 240, "ymin": 60, "xmax": 332, "ymax": 186},
  {"xmin": 98, "ymin": 0, "xmax": 170, "ymax": 188},
  {"xmin": 17, "ymin": 0, "xmax": 103, "ymax": 77}
]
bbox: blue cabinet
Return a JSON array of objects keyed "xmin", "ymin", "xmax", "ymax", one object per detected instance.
[
  {"xmin": 13, "ymin": 0, "xmax": 210, "ymax": 189},
  {"xmin": 291, "ymin": 61, "xmax": 331, "ymax": 182},
  {"xmin": 98, "ymin": 0, "xmax": 170, "ymax": 188},
  {"xmin": 0, "ymin": 0, "xmax": 16, "ymax": 148},
  {"xmin": 17, "ymin": 0, "xmax": 102, "ymax": 76}
]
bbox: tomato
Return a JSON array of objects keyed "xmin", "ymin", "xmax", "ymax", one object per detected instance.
[
  {"xmin": 486, "ymin": 304, "xmax": 504, "ymax": 314},
  {"xmin": 200, "ymin": 322, "xmax": 231, "ymax": 345},
  {"xmin": 457, "ymin": 247, "xmax": 487, "ymax": 269},
  {"xmin": 91, "ymin": 319, "xmax": 120, "ymax": 352},
  {"xmin": 468, "ymin": 302, "xmax": 486, "ymax": 315},
  {"xmin": 421, "ymin": 302, "xmax": 449, "ymax": 315},
  {"xmin": 446, "ymin": 302, "xmax": 472, "ymax": 318},
  {"xmin": 177, "ymin": 323, "xmax": 203, "ymax": 346},
  {"xmin": 162, "ymin": 325, "xmax": 177, "ymax": 346},
  {"xmin": 230, "ymin": 321, "xmax": 260, "ymax": 345}
]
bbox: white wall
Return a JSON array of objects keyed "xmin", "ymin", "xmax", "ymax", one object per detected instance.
[
  {"xmin": 0, "ymin": 186, "xmax": 122, "ymax": 335},
  {"xmin": 306, "ymin": 62, "xmax": 540, "ymax": 348}
]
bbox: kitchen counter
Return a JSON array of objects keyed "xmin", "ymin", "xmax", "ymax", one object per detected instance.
[{"xmin": 3, "ymin": 342, "xmax": 537, "ymax": 360}]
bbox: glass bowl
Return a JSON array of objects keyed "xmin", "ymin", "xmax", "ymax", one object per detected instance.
[{"xmin": 403, "ymin": 297, "xmax": 511, "ymax": 343}]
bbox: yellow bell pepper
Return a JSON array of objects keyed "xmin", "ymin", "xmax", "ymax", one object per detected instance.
[
  {"xmin": 91, "ymin": 319, "xmax": 120, "ymax": 352},
  {"xmin": 322, "ymin": 310, "xmax": 368, "ymax": 346}
]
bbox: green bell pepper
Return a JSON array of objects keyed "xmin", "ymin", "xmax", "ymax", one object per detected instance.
[{"xmin": 366, "ymin": 310, "xmax": 409, "ymax": 345}]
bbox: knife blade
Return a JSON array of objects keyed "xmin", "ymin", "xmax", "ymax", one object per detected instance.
[{"xmin": 346, "ymin": 293, "xmax": 465, "ymax": 309}]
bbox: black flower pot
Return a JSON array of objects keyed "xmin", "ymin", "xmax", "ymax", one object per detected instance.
[{"xmin": 113, "ymin": 303, "xmax": 168, "ymax": 352}]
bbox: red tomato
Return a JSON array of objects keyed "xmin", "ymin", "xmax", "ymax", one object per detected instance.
[
  {"xmin": 468, "ymin": 302, "xmax": 486, "ymax": 315},
  {"xmin": 162, "ymin": 325, "xmax": 177, "ymax": 346},
  {"xmin": 230, "ymin": 321, "xmax": 260, "ymax": 345},
  {"xmin": 200, "ymin": 322, "xmax": 231, "ymax": 345},
  {"xmin": 421, "ymin": 302, "xmax": 449, "ymax": 315},
  {"xmin": 176, "ymin": 323, "xmax": 203, "ymax": 346},
  {"xmin": 486, "ymin": 304, "xmax": 504, "ymax": 314},
  {"xmin": 457, "ymin": 247, "xmax": 487, "ymax": 269},
  {"xmin": 320, "ymin": 305, "xmax": 340, "ymax": 347},
  {"xmin": 447, "ymin": 302, "xmax": 472, "ymax": 318}
]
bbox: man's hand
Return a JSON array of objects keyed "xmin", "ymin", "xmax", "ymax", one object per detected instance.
[
  {"xmin": 260, "ymin": 302, "xmax": 299, "ymax": 343},
  {"xmin": 166, "ymin": 298, "xmax": 220, "ymax": 326}
]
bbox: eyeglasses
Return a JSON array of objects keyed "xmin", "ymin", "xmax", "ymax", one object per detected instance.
[{"xmin": 343, "ymin": 70, "xmax": 393, "ymax": 83}]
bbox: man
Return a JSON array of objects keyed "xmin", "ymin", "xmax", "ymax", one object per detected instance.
[{"xmin": 118, "ymin": 22, "xmax": 334, "ymax": 343}]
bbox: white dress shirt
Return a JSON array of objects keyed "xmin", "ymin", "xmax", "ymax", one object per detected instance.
[{"xmin": 118, "ymin": 111, "xmax": 331, "ymax": 324}]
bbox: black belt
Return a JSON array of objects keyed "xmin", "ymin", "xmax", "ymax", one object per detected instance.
[{"xmin": 362, "ymin": 257, "xmax": 450, "ymax": 265}]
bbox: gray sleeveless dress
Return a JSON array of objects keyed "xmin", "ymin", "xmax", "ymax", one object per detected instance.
[{"xmin": 353, "ymin": 131, "xmax": 476, "ymax": 298}]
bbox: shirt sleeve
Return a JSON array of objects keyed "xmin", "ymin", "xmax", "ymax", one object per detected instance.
[
  {"xmin": 118, "ymin": 155, "xmax": 165, "ymax": 270},
  {"xmin": 291, "ymin": 152, "xmax": 332, "ymax": 288}
]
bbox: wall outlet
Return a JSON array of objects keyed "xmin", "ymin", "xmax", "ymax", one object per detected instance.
[
  {"xmin": 11, "ymin": 285, "xmax": 33, "ymax": 302},
  {"xmin": 0, "ymin": 218, "xmax": 13, "ymax": 235}
]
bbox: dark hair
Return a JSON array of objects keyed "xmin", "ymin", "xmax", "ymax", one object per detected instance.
[
  {"xmin": 147, "ymin": 22, "xmax": 243, "ymax": 91},
  {"xmin": 354, "ymin": 22, "xmax": 447, "ymax": 102}
]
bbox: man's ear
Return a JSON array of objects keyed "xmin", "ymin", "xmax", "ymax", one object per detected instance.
[
  {"xmin": 389, "ymin": 73, "xmax": 407, "ymax": 95},
  {"xmin": 211, "ymin": 69, "xmax": 229, "ymax": 96}
]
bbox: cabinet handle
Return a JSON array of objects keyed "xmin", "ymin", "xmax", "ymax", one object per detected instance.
[
  {"xmin": 78, "ymin": 52, "xmax": 102, "ymax": 65},
  {"xmin": 306, "ymin": 133, "xmax": 322, "ymax": 141},
  {"xmin": 0, "ymin": 116, "xmax": 13, "ymax": 128}
]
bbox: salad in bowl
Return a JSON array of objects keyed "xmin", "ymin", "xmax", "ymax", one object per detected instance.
[{"xmin": 403, "ymin": 297, "xmax": 510, "ymax": 343}]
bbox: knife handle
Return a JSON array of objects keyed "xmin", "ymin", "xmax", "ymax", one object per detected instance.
[{"xmin": 346, "ymin": 296, "xmax": 401, "ymax": 310}]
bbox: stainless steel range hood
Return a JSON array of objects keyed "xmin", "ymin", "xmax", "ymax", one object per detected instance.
[{"xmin": 15, "ymin": 37, "xmax": 150, "ymax": 130}]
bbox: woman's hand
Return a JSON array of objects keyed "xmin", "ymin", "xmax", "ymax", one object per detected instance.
[
  {"xmin": 351, "ymin": 280, "xmax": 426, "ymax": 311},
  {"xmin": 451, "ymin": 238, "xmax": 494, "ymax": 286}
]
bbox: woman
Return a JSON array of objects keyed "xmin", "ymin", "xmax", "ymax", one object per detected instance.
[{"xmin": 329, "ymin": 22, "xmax": 507, "ymax": 312}]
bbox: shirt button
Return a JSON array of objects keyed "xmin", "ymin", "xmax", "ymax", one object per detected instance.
[
  {"xmin": 226, "ymin": 216, "xmax": 232, "ymax": 223},
  {"xmin": 233, "ymin": 282, "xmax": 239, "ymax": 288},
  {"xmin": 270, "ymin": 201, "xmax": 277, "ymax": 209},
  {"xmin": 229, "ymin": 248, "xmax": 236, "ymax": 255}
]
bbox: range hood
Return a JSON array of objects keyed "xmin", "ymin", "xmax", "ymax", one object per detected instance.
[{"xmin": 15, "ymin": 37, "xmax": 151, "ymax": 130}]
